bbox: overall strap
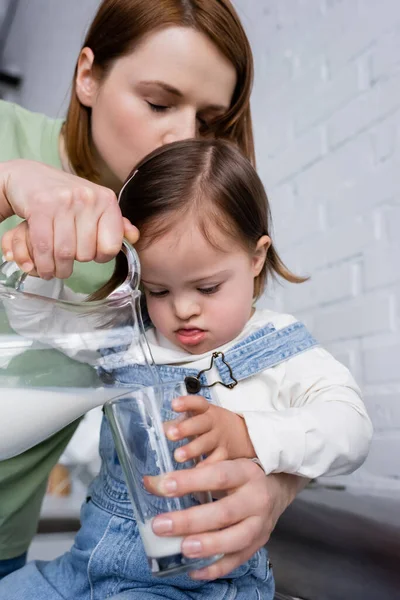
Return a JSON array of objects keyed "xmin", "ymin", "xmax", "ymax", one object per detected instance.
[
  {"xmin": 103, "ymin": 321, "xmax": 318, "ymax": 396},
  {"xmin": 197, "ymin": 321, "xmax": 318, "ymax": 390}
]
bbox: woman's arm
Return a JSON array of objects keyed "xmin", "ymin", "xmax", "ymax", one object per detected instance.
[{"xmin": 145, "ymin": 458, "xmax": 309, "ymax": 580}]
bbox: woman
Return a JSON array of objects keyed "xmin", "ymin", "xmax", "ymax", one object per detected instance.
[{"xmin": 0, "ymin": 0, "xmax": 309, "ymax": 587}]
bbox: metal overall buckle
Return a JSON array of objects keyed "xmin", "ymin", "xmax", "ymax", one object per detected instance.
[{"xmin": 184, "ymin": 351, "xmax": 238, "ymax": 394}]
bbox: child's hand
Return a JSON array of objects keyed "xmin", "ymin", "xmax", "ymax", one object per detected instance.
[{"xmin": 166, "ymin": 395, "xmax": 256, "ymax": 465}]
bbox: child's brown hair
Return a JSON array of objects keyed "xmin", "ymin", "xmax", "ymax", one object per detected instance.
[{"xmin": 93, "ymin": 139, "xmax": 306, "ymax": 301}]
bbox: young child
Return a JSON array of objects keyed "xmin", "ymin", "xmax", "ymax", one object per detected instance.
[{"xmin": 0, "ymin": 139, "xmax": 372, "ymax": 600}]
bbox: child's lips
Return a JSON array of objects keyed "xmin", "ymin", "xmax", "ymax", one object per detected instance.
[{"xmin": 175, "ymin": 328, "xmax": 206, "ymax": 345}]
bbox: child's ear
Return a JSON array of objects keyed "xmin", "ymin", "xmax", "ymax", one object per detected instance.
[{"xmin": 252, "ymin": 235, "xmax": 271, "ymax": 276}]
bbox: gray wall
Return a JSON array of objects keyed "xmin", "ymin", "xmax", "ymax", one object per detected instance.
[{"xmin": 2, "ymin": 0, "xmax": 100, "ymax": 116}]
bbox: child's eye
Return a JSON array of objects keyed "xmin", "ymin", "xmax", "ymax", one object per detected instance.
[
  {"xmin": 148, "ymin": 290, "xmax": 169, "ymax": 298},
  {"xmin": 147, "ymin": 102, "xmax": 169, "ymax": 113},
  {"xmin": 198, "ymin": 284, "xmax": 220, "ymax": 295}
]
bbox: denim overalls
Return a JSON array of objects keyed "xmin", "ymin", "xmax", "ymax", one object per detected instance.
[{"xmin": 0, "ymin": 321, "xmax": 316, "ymax": 600}]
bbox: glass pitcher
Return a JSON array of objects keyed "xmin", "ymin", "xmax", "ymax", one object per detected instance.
[{"xmin": 0, "ymin": 240, "xmax": 156, "ymax": 458}]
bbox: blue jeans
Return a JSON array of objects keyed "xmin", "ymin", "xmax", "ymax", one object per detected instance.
[
  {"xmin": 0, "ymin": 552, "xmax": 27, "ymax": 580},
  {"xmin": 0, "ymin": 499, "xmax": 274, "ymax": 599}
]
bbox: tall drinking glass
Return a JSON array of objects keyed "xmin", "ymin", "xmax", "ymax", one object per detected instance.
[{"xmin": 105, "ymin": 381, "xmax": 222, "ymax": 577}]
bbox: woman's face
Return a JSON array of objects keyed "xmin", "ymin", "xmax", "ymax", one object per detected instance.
[{"xmin": 76, "ymin": 27, "xmax": 237, "ymax": 189}]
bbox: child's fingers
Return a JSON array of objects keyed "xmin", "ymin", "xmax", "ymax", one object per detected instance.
[
  {"xmin": 166, "ymin": 413, "xmax": 212, "ymax": 442},
  {"xmin": 172, "ymin": 395, "xmax": 209, "ymax": 414},
  {"xmin": 198, "ymin": 447, "xmax": 229, "ymax": 466},
  {"xmin": 162, "ymin": 416, "xmax": 184, "ymax": 437},
  {"xmin": 174, "ymin": 431, "xmax": 217, "ymax": 463}
]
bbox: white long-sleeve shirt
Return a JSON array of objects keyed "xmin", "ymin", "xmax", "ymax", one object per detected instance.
[
  {"xmin": 145, "ymin": 310, "xmax": 373, "ymax": 478},
  {"xmin": 0, "ymin": 276, "xmax": 372, "ymax": 478}
]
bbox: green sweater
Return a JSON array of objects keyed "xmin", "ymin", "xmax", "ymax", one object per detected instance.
[{"xmin": 0, "ymin": 100, "xmax": 113, "ymax": 559}]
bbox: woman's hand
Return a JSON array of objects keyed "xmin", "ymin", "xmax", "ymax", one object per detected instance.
[
  {"xmin": 166, "ymin": 395, "xmax": 256, "ymax": 463},
  {"xmin": 144, "ymin": 459, "xmax": 309, "ymax": 580},
  {"xmin": 0, "ymin": 159, "xmax": 138, "ymax": 279}
]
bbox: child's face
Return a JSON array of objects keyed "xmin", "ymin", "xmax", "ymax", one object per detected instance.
[{"xmin": 139, "ymin": 219, "xmax": 269, "ymax": 354}]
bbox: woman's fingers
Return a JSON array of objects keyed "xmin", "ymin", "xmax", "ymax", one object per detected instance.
[
  {"xmin": 2, "ymin": 226, "xmax": 21, "ymax": 263},
  {"xmin": 27, "ymin": 209, "xmax": 55, "ymax": 279},
  {"xmin": 123, "ymin": 217, "xmax": 140, "ymax": 245},
  {"xmin": 190, "ymin": 544, "xmax": 261, "ymax": 581},
  {"xmin": 53, "ymin": 211, "xmax": 76, "ymax": 280},
  {"xmin": 1, "ymin": 160, "xmax": 141, "ymax": 277},
  {"xmin": 72, "ymin": 187, "xmax": 98, "ymax": 264},
  {"xmin": 183, "ymin": 517, "xmax": 265, "ymax": 580},
  {"xmin": 145, "ymin": 458, "xmax": 258, "ymax": 498},
  {"xmin": 181, "ymin": 515, "xmax": 262, "ymax": 562},
  {"xmin": 3, "ymin": 222, "xmax": 32, "ymax": 269},
  {"xmin": 3, "ymin": 161, "xmax": 126, "ymax": 277},
  {"xmin": 96, "ymin": 190, "xmax": 124, "ymax": 263},
  {"xmin": 149, "ymin": 463, "xmax": 266, "ymax": 532},
  {"xmin": 7, "ymin": 223, "xmax": 34, "ymax": 273}
]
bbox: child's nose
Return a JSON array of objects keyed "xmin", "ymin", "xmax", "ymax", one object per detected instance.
[{"xmin": 173, "ymin": 297, "xmax": 201, "ymax": 320}]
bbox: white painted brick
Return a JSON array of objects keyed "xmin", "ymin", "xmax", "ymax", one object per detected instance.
[
  {"xmin": 395, "ymin": 283, "xmax": 400, "ymax": 317},
  {"xmin": 271, "ymin": 198, "xmax": 323, "ymax": 248},
  {"xmin": 371, "ymin": 27, "xmax": 400, "ymax": 83},
  {"xmin": 295, "ymin": 134, "xmax": 371, "ymax": 204},
  {"xmin": 363, "ymin": 392, "xmax": 400, "ymax": 430},
  {"xmin": 369, "ymin": 111, "xmax": 399, "ymax": 163},
  {"xmin": 384, "ymin": 204, "xmax": 400, "ymax": 244},
  {"xmin": 313, "ymin": 292, "xmax": 393, "ymax": 342},
  {"xmin": 363, "ymin": 342, "xmax": 400, "ymax": 384},
  {"xmin": 363, "ymin": 242, "xmax": 400, "ymax": 290},
  {"xmin": 361, "ymin": 433, "xmax": 400, "ymax": 480},
  {"xmin": 283, "ymin": 216, "xmax": 372, "ymax": 273},
  {"xmin": 282, "ymin": 262, "xmax": 357, "ymax": 313},
  {"xmin": 263, "ymin": 127, "xmax": 325, "ymax": 187},
  {"xmin": 267, "ymin": 182, "xmax": 296, "ymax": 223},
  {"xmin": 326, "ymin": 73, "xmax": 400, "ymax": 148},
  {"xmin": 294, "ymin": 61, "xmax": 361, "ymax": 134},
  {"xmin": 255, "ymin": 106, "xmax": 293, "ymax": 158},
  {"xmin": 325, "ymin": 0, "xmax": 400, "ymax": 73},
  {"xmin": 321, "ymin": 217, "xmax": 373, "ymax": 265},
  {"xmin": 327, "ymin": 153, "xmax": 400, "ymax": 225},
  {"xmin": 284, "ymin": 1, "xmax": 361, "ymax": 74}
]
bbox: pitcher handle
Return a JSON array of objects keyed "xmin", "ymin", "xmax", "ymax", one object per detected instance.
[
  {"xmin": 0, "ymin": 259, "xmax": 28, "ymax": 292},
  {"xmin": 110, "ymin": 239, "xmax": 141, "ymax": 295}
]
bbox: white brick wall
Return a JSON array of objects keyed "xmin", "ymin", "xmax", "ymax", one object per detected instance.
[{"xmin": 234, "ymin": 0, "xmax": 400, "ymax": 492}]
